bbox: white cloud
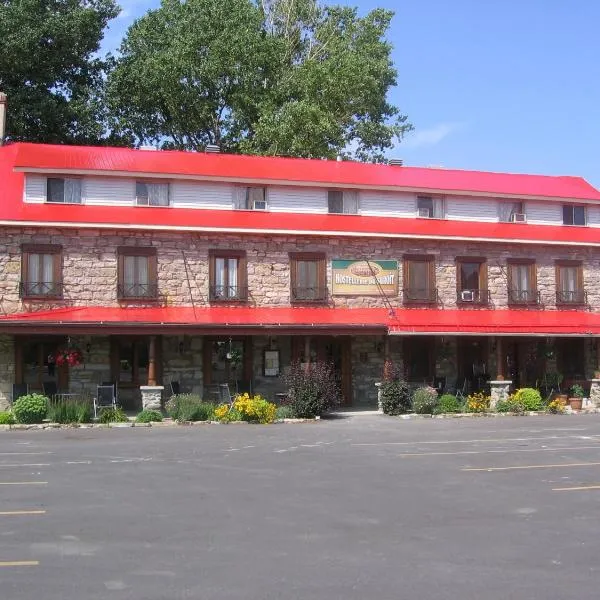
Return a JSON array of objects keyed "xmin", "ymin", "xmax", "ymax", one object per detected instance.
[{"xmin": 402, "ymin": 122, "xmax": 464, "ymax": 149}]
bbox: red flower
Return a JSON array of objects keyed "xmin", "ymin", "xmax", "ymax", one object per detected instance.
[{"xmin": 54, "ymin": 348, "xmax": 83, "ymax": 367}]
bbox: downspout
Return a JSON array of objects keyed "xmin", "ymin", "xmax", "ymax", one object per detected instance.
[{"xmin": 0, "ymin": 92, "xmax": 7, "ymax": 145}]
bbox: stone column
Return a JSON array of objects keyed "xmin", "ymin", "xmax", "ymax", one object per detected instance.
[
  {"xmin": 589, "ymin": 380, "xmax": 600, "ymax": 408},
  {"xmin": 375, "ymin": 381, "xmax": 383, "ymax": 413},
  {"xmin": 140, "ymin": 386, "xmax": 164, "ymax": 411},
  {"xmin": 490, "ymin": 380, "xmax": 511, "ymax": 409}
]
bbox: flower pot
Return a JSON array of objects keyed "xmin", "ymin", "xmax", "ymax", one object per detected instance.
[
  {"xmin": 556, "ymin": 393, "xmax": 569, "ymax": 404},
  {"xmin": 568, "ymin": 397, "xmax": 583, "ymax": 410}
]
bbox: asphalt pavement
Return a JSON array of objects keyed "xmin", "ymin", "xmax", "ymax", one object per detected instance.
[{"xmin": 1, "ymin": 414, "xmax": 600, "ymax": 599}]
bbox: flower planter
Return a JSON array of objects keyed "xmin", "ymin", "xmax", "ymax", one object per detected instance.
[{"xmin": 568, "ymin": 397, "xmax": 583, "ymax": 410}]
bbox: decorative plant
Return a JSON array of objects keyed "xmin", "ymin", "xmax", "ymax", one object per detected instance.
[
  {"xmin": 412, "ymin": 386, "xmax": 439, "ymax": 414},
  {"xmin": 54, "ymin": 347, "xmax": 84, "ymax": 367},
  {"xmin": 512, "ymin": 388, "xmax": 543, "ymax": 411},
  {"xmin": 12, "ymin": 394, "xmax": 48, "ymax": 424},
  {"xmin": 98, "ymin": 406, "xmax": 129, "ymax": 423},
  {"xmin": 466, "ymin": 392, "xmax": 490, "ymax": 413},
  {"xmin": 166, "ymin": 394, "xmax": 214, "ymax": 422},
  {"xmin": 47, "ymin": 398, "xmax": 92, "ymax": 424},
  {"xmin": 547, "ymin": 397, "xmax": 566, "ymax": 414},
  {"xmin": 216, "ymin": 393, "xmax": 277, "ymax": 424},
  {"xmin": 379, "ymin": 360, "xmax": 411, "ymax": 415},
  {"xmin": 0, "ymin": 411, "xmax": 16, "ymax": 425},
  {"xmin": 136, "ymin": 409, "xmax": 163, "ymax": 423},
  {"xmin": 435, "ymin": 394, "xmax": 462, "ymax": 414},
  {"xmin": 570, "ymin": 384, "xmax": 585, "ymax": 399}
]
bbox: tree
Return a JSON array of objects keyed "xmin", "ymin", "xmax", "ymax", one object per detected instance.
[
  {"xmin": 108, "ymin": 0, "xmax": 411, "ymax": 161},
  {"xmin": 0, "ymin": 0, "xmax": 120, "ymax": 144}
]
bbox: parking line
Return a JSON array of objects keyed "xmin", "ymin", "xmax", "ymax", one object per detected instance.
[
  {"xmin": 352, "ymin": 435, "xmax": 600, "ymax": 447},
  {"xmin": 0, "ymin": 464, "xmax": 50, "ymax": 468},
  {"xmin": 0, "ymin": 510, "xmax": 46, "ymax": 516},
  {"xmin": 463, "ymin": 462, "xmax": 600, "ymax": 472},
  {"xmin": 0, "ymin": 561, "xmax": 39, "ymax": 567},
  {"xmin": 0, "ymin": 482, "xmax": 47, "ymax": 486},
  {"xmin": 0, "ymin": 453, "xmax": 52, "ymax": 456},
  {"xmin": 552, "ymin": 485, "xmax": 600, "ymax": 492},
  {"xmin": 398, "ymin": 445, "xmax": 600, "ymax": 458}
]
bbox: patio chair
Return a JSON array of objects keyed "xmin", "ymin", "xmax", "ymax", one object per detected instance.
[
  {"xmin": 169, "ymin": 381, "xmax": 181, "ymax": 396},
  {"xmin": 42, "ymin": 381, "xmax": 58, "ymax": 399},
  {"xmin": 455, "ymin": 379, "xmax": 468, "ymax": 402},
  {"xmin": 94, "ymin": 385, "xmax": 117, "ymax": 418},
  {"xmin": 101, "ymin": 381, "xmax": 118, "ymax": 403},
  {"xmin": 219, "ymin": 383, "xmax": 233, "ymax": 406},
  {"xmin": 433, "ymin": 376, "xmax": 446, "ymax": 395},
  {"xmin": 12, "ymin": 383, "xmax": 28, "ymax": 402}
]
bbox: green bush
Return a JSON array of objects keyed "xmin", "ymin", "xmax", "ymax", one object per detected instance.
[
  {"xmin": 0, "ymin": 411, "xmax": 15, "ymax": 425},
  {"xmin": 513, "ymin": 388, "xmax": 543, "ymax": 411},
  {"xmin": 13, "ymin": 394, "xmax": 48, "ymax": 424},
  {"xmin": 47, "ymin": 399, "xmax": 92, "ymax": 424},
  {"xmin": 412, "ymin": 386, "xmax": 439, "ymax": 414},
  {"xmin": 98, "ymin": 406, "xmax": 129, "ymax": 423},
  {"xmin": 275, "ymin": 405, "xmax": 297, "ymax": 419},
  {"xmin": 166, "ymin": 394, "xmax": 214, "ymax": 422},
  {"xmin": 136, "ymin": 409, "xmax": 163, "ymax": 423},
  {"xmin": 379, "ymin": 379, "xmax": 412, "ymax": 415},
  {"xmin": 435, "ymin": 394, "xmax": 462, "ymax": 414},
  {"xmin": 496, "ymin": 398, "xmax": 524, "ymax": 414}
]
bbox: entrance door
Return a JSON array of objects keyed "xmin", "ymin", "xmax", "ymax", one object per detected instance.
[
  {"xmin": 505, "ymin": 339, "xmax": 544, "ymax": 388},
  {"xmin": 202, "ymin": 337, "xmax": 253, "ymax": 392}
]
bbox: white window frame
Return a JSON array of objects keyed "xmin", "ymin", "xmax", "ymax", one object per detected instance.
[
  {"xmin": 498, "ymin": 201, "xmax": 525, "ymax": 223},
  {"xmin": 135, "ymin": 181, "xmax": 171, "ymax": 207},
  {"xmin": 234, "ymin": 186, "xmax": 268, "ymax": 210},
  {"xmin": 327, "ymin": 190, "xmax": 359, "ymax": 215},
  {"xmin": 416, "ymin": 195, "xmax": 444, "ymax": 219}
]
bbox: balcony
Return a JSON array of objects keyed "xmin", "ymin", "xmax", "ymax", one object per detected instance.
[
  {"xmin": 556, "ymin": 289, "xmax": 587, "ymax": 305},
  {"xmin": 19, "ymin": 281, "xmax": 63, "ymax": 299},
  {"xmin": 117, "ymin": 283, "xmax": 159, "ymax": 300},
  {"xmin": 209, "ymin": 285, "xmax": 248, "ymax": 302},
  {"xmin": 457, "ymin": 288, "xmax": 490, "ymax": 305},
  {"xmin": 508, "ymin": 289, "xmax": 541, "ymax": 305},
  {"xmin": 291, "ymin": 286, "xmax": 328, "ymax": 303},
  {"xmin": 403, "ymin": 287, "xmax": 438, "ymax": 304}
]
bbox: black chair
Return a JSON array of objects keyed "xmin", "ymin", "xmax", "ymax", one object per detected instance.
[
  {"xmin": 12, "ymin": 383, "xmax": 29, "ymax": 402},
  {"xmin": 169, "ymin": 381, "xmax": 181, "ymax": 396},
  {"xmin": 42, "ymin": 381, "xmax": 58, "ymax": 398},
  {"xmin": 94, "ymin": 385, "xmax": 117, "ymax": 418},
  {"xmin": 101, "ymin": 381, "xmax": 118, "ymax": 402},
  {"xmin": 433, "ymin": 376, "xmax": 446, "ymax": 395}
]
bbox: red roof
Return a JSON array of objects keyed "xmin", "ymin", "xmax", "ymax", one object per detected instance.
[
  {"xmin": 1, "ymin": 305, "xmax": 599, "ymax": 336},
  {"xmin": 8, "ymin": 142, "xmax": 600, "ymax": 201}
]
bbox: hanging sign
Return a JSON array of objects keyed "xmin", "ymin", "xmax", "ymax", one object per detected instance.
[{"xmin": 332, "ymin": 260, "xmax": 398, "ymax": 296}]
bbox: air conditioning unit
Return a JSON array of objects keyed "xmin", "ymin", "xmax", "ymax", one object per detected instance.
[
  {"xmin": 461, "ymin": 290, "xmax": 475, "ymax": 302},
  {"xmin": 417, "ymin": 207, "xmax": 431, "ymax": 218},
  {"xmin": 510, "ymin": 213, "xmax": 527, "ymax": 223},
  {"xmin": 253, "ymin": 200, "xmax": 267, "ymax": 211}
]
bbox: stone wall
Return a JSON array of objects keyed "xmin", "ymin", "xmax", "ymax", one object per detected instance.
[{"xmin": 0, "ymin": 335, "xmax": 15, "ymax": 410}]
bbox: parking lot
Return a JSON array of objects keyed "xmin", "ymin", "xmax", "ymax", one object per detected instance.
[{"xmin": 1, "ymin": 414, "xmax": 600, "ymax": 599}]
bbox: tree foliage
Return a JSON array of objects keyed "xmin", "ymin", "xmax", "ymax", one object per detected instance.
[
  {"xmin": 108, "ymin": 0, "xmax": 411, "ymax": 161},
  {"xmin": 0, "ymin": 0, "xmax": 120, "ymax": 143}
]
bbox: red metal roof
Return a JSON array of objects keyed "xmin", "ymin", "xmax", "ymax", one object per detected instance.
[
  {"xmin": 8, "ymin": 142, "xmax": 600, "ymax": 201},
  {"xmin": 1, "ymin": 305, "xmax": 599, "ymax": 336}
]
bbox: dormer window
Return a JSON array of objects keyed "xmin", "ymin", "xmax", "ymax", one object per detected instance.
[
  {"xmin": 499, "ymin": 201, "xmax": 525, "ymax": 223},
  {"xmin": 136, "ymin": 181, "xmax": 170, "ymax": 206},
  {"xmin": 417, "ymin": 196, "xmax": 444, "ymax": 219},
  {"xmin": 328, "ymin": 190, "xmax": 358, "ymax": 214},
  {"xmin": 563, "ymin": 204, "xmax": 586, "ymax": 226},
  {"xmin": 234, "ymin": 187, "xmax": 267, "ymax": 210},
  {"xmin": 47, "ymin": 178, "xmax": 81, "ymax": 204}
]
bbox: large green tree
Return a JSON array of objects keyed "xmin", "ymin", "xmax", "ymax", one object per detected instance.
[
  {"xmin": 0, "ymin": 0, "xmax": 120, "ymax": 143},
  {"xmin": 108, "ymin": 0, "xmax": 411, "ymax": 161}
]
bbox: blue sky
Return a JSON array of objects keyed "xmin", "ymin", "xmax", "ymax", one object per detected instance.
[{"xmin": 103, "ymin": 0, "xmax": 600, "ymax": 187}]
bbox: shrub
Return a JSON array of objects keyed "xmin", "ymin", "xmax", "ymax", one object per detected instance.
[
  {"xmin": 496, "ymin": 397, "xmax": 524, "ymax": 414},
  {"xmin": 47, "ymin": 399, "xmax": 93, "ymax": 424},
  {"xmin": 0, "ymin": 411, "xmax": 15, "ymax": 425},
  {"xmin": 275, "ymin": 405, "xmax": 297, "ymax": 419},
  {"xmin": 466, "ymin": 392, "xmax": 490, "ymax": 413},
  {"xmin": 379, "ymin": 379, "xmax": 412, "ymax": 415},
  {"xmin": 282, "ymin": 361, "xmax": 340, "ymax": 418},
  {"xmin": 166, "ymin": 394, "xmax": 214, "ymax": 422},
  {"xmin": 435, "ymin": 394, "xmax": 462, "ymax": 414},
  {"xmin": 214, "ymin": 404, "xmax": 242, "ymax": 423},
  {"xmin": 412, "ymin": 386, "xmax": 439, "ymax": 414},
  {"xmin": 98, "ymin": 406, "xmax": 129, "ymax": 423},
  {"xmin": 136, "ymin": 409, "xmax": 163, "ymax": 423},
  {"xmin": 13, "ymin": 394, "xmax": 48, "ymax": 424},
  {"xmin": 547, "ymin": 397, "xmax": 566, "ymax": 414},
  {"xmin": 570, "ymin": 384, "xmax": 585, "ymax": 399},
  {"xmin": 513, "ymin": 388, "xmax": 543, "ymax": 411},
  {"xmin": 233, "ymin": 393, "xmax": 277, "ymax": 424}
]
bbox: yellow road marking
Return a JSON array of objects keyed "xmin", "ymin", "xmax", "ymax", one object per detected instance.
[
  {"xmin": 0, "ymin": 482, "xmax": 47, "ymax": 486},
  {"xmin": 463, "ymin": 462, "xmax": 600, "ymax": 472},
  {"xmin": 0, "ymin": 510, "xmax": 46, "ymax": 516},
  {"xmin": 0, "ymin": 561, "xmax": 39, "ymax": 567},
  {"xmin": 553, "ymin": 485, "xmax": 600, "ymax": 491}
]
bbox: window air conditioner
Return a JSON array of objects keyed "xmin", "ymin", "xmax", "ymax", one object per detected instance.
[
  {"xmin": 253, "ymin": 200, "xmax": 267, "ymax": 211},
  {"xmin": 510, "ymin": 213, "xmax": 527, "ymax": 223},
  {"xmin": 461, "ymin": 290, "xmax": 475, "ymax": 302},
  {"xmin": 417, "ymin": 207, "xmax": 431, "ymax": 218}
]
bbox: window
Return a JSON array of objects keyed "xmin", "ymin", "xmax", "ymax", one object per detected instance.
[
  {"xmin": 328, "ymin": 190, "xmax": 358, "ymax": 214},
  {"xmin": 46, "ymin": 177, "xmax": 82, "ymax": 203},
  {"xmin": 417, "ymin": 196, "xmax": 444, "ymax": 219},
  {"xmin": 499, "ymin": 201, "xmax": 525, "ymax": 223},
  {"xmin": 209, "ymin": 250, "xmax": 247, "ymax": 301},
  {"xmin": 456, "ymin": 258, "xmax": 488, "ymax": 303},
  {"xmin": 403, "ymin": 255, "xmax": 436, "ymax": 303},
  {"xmin": 136, "ymin": 181, "xmax": 170, "ymax": 206},
  {"xmin": 117, "ymin": 247, "xmax": 158, "ymax": 299},
  {"xmin": 20, "ymin": 244, "xmax": 62, "ymax": 298},
  {"xmin": 234, "ymin": 187, "xmax": 267, "ymax": 210},
  {"xmin": 556, "ymin": 261, "xmax": 585, "ymax": 304},
  {"xmin": 290, "ymin": 253, "xmax": 327, "ymax": 302},
  {"xmin": 507, "ymin": 260, "xmax": 538, "ymax": 304},
  {"xmin": 563, "ymin": 204, "xmax": 586, "ymax": 226}
]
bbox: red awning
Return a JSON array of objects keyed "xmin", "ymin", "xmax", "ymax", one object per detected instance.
[{"xmin": 1, "ymin": 305, "xmax": 600, "ymax": 336}]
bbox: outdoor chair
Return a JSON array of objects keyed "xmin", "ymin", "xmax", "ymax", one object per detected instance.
[
  {"xmin": 101, "ymin": 381, "xmax": 119, "ymax": 403},
  {"xmin": 433, "ymin": 376, "xmax": 446, "ymax": 395},
  {"xmin": 42, "ymin": 381, "xmax": 58, "ymax": 399},
  {"xmin": 455, "ymin": 379, "xmax": 468, "ymax": 402},
  {"xmin": 169, "ymin": 381, "xmax": 181, "ymax": 396},
  {"xmin": 12, "ymin": 383, "xmax": 28, "ymax": 402},
  {"xmin": 219, "ymin": 383, "xmax": 233, "ymax": 405},
  {"xmin": 94, "ymin": 385, "xmax": 117, "ymax": 418}
]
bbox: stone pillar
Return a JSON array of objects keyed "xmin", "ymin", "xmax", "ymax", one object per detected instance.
[
  {"xmin": 375, "ymin": 381, "xmax": 383, "ymax": 413},
  {"xmin": 490, "ymin": 380, "xmax": 511, "ymax": 409},
  {"xmin": 140, "ymin": 386, "xmax": 164, "ymax": 411},
  {"xmin": 589, "ymin": 380, "xmax": 600, "ymax": 408}
]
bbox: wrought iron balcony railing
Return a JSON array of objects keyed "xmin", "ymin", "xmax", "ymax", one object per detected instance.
[
  {"xmin": 117, "ymin": 283, "xmax": 159, "ymax": 299},
  {"xmin": 403, "ymin": 287, "xmax": 438, "ymax": 303},
  {"xmin": 209, "ymin": 285, "xmax": 248, "ymax": 301},
  {"xmin": 19, "ymin": 281, "xmax": 63, "ymax": 298},
  {"xmin": 508, "ymin": 289, "xmax": 541, "ymax": 305},
  {"xmin": 291, "ymin": 286, "xmax": 328, "ymax": 303},
  {"xmin": 556, "ymin": 289, "xmax": 587, "ymax": 305},
  {"xmin": 457, "ymin": 288, "xmax": 490, "ymax": 304}
]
